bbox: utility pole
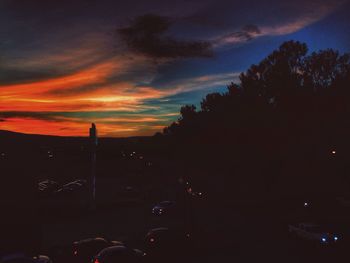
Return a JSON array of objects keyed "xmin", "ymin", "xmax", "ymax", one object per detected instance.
[{"xmin": 89, "ymin": 123, "xmax": 98, "ymax": 209}]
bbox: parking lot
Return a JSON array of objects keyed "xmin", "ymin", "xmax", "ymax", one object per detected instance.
[{"xmin": 2, "ymin": 142, "xmax": 350, "ymax": 263}]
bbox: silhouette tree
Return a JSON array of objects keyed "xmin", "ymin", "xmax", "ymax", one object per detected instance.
[
  {"xmin": 162, "ymin": 40, "xmax": 350, "ymax": 140},
  {"xmin": 240, "ymin": 40, "xmax": 307, "ymax": 103},
  {"xmin": 179, "ymin": 105, "xmax": 197, "ymax": 123},
  {"xmin": 200, "ymin": 93, "xmax": 224, "ymax": 113},
  {"xmin": 159, "ymin": 40, "xmax": 350, "ymax": 197},
  {"xmin": 303, "ymin": 49, "xmax": 350, "ymax": 91}
]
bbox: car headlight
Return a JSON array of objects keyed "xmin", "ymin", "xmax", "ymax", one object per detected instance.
[
  {"xmin": 334, "ymin": 236, "xmax": 338, "ymax": 241},
  {"xmin": 321, "ymin": 237, "xmax": 327, "ymax": 242}
]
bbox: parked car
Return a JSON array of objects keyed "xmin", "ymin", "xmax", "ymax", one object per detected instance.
[
  {"xmin": 0, "ymin": 253, "xmax": 52, "ymax": 263},
  {"xmin": 72, "ymin": 237, "xmax": 123, "ymax": 263},
  {"xmin": 55, "ymin": 180, "xmax": 86, "ymax": 196},
  {"xmin": 92, "ymin": 245, "xmax": 144, "ymax": 263},
  {"xmin": 38, "ymin": 180, "xmax": 59, "ymax": 190},
  {"xmin": 37, "ymin": 180, "xmax": 60, "ymax": 197},
  {"xmin": 72, "ymin": 179, "xmax": 87, "ymax": 186},
  {"xmin": 144, "ymin": 227, "xmax": 192, "ymax": 258},
  {"xmin": 288, "ymin": 223, "xmax": 340, "ymax": 244},
  {"xmin": 64, "ymin": 182, "xmax": 85, "ymax": 190},
  {"xmin": 152, "ymin": 201, "xmax": 176, "ymax": 216}
]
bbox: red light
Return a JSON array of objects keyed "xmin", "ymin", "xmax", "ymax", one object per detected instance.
[{"xmin": 94, "ymin": 259, "xmax": 100, "ymax": 263}]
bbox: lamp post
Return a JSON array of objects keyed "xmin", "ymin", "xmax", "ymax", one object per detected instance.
[{"xmin": 89, "ymin": 123, "xmax": 98, "ymax": 209}]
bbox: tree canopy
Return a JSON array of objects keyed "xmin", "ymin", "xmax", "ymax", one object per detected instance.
[{"xmin": 161, "ymin": 40, "xmax": 350, "ymax": 142}]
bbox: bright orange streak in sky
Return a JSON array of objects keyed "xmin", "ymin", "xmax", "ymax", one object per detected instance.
[
  {"xmin": 0, "ymin": 59, "xmax": 171, "ymax": 136},
  {"xmin": 0, "ymin": 60, "xmax": 166, "ymax": 112},
  {"xmin": 0, "ymin": 61, "xmax": 115, "ymax": 97}
]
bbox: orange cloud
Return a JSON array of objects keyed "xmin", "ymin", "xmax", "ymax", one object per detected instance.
[
  {"xmin": 0, "ymin": 61, "xmax": 115, "ymax": 97},
  {"xmin": 0, "ymin": 58, "xmax": 167, "ymax": 112},
  {"xmin": 0, "ymin": 56, "xmax": 174, "ymax": 136}
]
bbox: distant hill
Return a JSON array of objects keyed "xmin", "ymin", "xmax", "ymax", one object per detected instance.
[
  {"xmin": 0, "ymin": 129, "xmax": 87, "ymax": 143},
  {"xmin": 0, "ymin": 129, "xmax": 149, "ymax": 140},
  {"xmin": 0, "ymin": 129, "xmax": 89, "ymax": 152},
  {"xmin": 0, "ymin": 130, "xmax": 151, "ymax": 152},
  {"xmin": 0, "ymin": 129, "xmax": 83, "ymax": 139}
]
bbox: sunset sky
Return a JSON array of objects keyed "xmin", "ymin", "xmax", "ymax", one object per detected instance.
[{"xmin": 1, "ymin": 0, "xmax": 350, "ymax": 137}]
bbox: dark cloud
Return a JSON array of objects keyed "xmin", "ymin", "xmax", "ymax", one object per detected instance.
[
  {"xmin": 230, "ymin": 24, "xmax": 261, "ymax": 41},
  {"xmin": 118, "ymin": 14, "xmax": 213, "ymax": 58},
  {"xmin": 215, "ymin": 24, "xmax": 261, "ymax": 46},
  {"xmin": 0, "ymin": 112, "xmax": 66, "ymax": 122},
  {"xmin": 0, "ymin": 68, "xmax": 63, "ymax": 85}
]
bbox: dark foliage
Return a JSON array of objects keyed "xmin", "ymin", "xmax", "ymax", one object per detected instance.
[
  {"xmin": 160, "ymin": 40, "xmax": 350, "ymax": 198},
  {"xmin": 163, "ymin": 40, "xmax": 350, "ymax": 139}
]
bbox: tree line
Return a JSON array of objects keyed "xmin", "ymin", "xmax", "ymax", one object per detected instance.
[{"xmin": 160, "ymin": 40, "xmax": 350, "ymax": 146}]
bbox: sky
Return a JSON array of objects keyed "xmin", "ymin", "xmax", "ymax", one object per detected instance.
[{"xmin": 0, "ymin": 0, "xmax": 349, "ymax": 137}]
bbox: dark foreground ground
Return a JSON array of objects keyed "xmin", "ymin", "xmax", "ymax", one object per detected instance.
[
  {"xmin": 1, "ymin": 130, "xmax": 350, "ymax": 262},
  {"xmin": 39, "ymin": 194, "xmax": 350, "ymax": 263}
]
